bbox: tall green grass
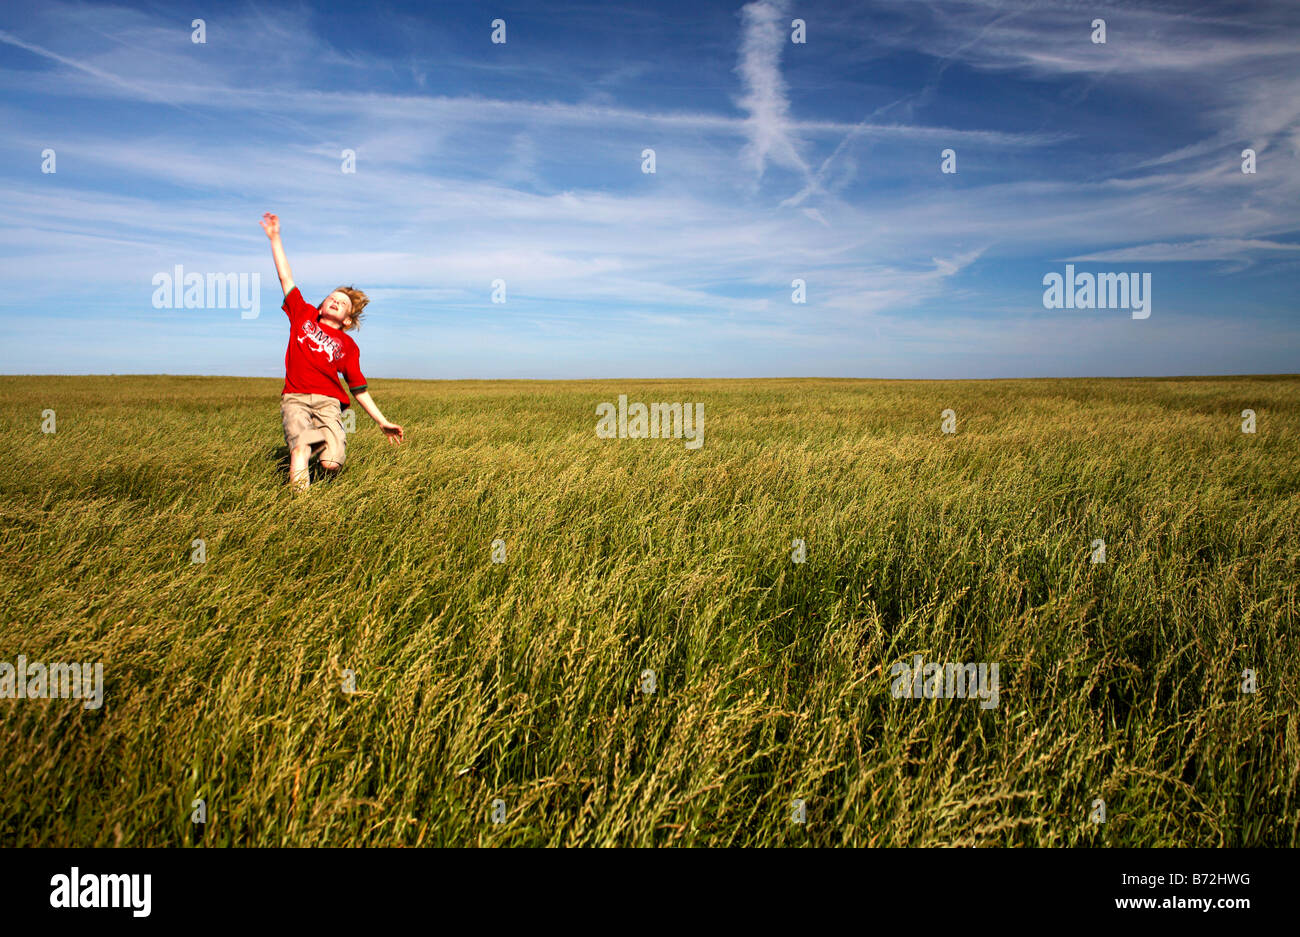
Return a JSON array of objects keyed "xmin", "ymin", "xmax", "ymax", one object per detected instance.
[{"xmin": 1, "ymin": 375, "xmax": 1296, "ymax": 846}]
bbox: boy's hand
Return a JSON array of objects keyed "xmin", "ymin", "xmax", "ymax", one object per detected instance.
[
  {"xmin": 380, "ymin": 422, "xmax": 404, "ymax": 444},
  {"xmin": 260, "ymin": 212, "xmax": 281, "ymax": 239}
]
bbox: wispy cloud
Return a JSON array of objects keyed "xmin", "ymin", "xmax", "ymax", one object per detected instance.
[
  {"xmin": 733, "ymin": 0, "xmax": 809, "ymax": 182},
  {"xmin": 1066, "ymin": 238, "xmax": 1300, "ymax": 263}
]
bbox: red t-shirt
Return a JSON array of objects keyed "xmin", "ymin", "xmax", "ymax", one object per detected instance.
[{"xmin": 281, "ymin": 287, "xmax": 367, "ymax": 408}]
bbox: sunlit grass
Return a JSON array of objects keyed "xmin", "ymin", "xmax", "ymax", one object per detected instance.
[{"xmin": 1, "ymin": 374, "xmax": 1296, "ymax": 846}]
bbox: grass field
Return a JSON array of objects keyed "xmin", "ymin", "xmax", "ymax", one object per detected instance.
[{"xmin": 1, "ymin": 374, "xmax": 1297, "ymax": 847}]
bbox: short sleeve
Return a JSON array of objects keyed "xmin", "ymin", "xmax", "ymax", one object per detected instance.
[
  {"xmin": 281, "ymin": 286, "xmax": 311, "ymax": 321},
  {"xmin": 342, "ymin": 341, "xmax": 367, "ymax": 393}
]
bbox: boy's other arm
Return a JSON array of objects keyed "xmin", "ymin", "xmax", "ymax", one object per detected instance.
[
  {"xmin": 259, "ymin": 212, "xmax": 295, "ymax": 297},
  {"xmin": 352, "ymin": 391, "xmax": 404, "ymax": 444}
]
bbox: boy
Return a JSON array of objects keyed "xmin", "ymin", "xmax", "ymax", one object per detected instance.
[{"xmin": 260, "ymin": 212, "xmax": 404, "ymax": 490}]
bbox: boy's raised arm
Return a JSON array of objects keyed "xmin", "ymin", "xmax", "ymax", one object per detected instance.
[{"xmin": 259, "ymin": 212, "xmax": 295, "ymax": 297}]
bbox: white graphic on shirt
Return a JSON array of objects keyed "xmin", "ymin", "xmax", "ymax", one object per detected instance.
[{"xmin": 298, "ymin": 319, "xmax": 344, "ymax": 363}]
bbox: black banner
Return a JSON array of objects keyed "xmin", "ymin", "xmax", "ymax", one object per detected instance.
[{"xmin": 0, "ymin": 847, "xmax": 1275, "ymax": 924}]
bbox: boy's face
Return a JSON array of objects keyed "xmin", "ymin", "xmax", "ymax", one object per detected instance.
[{"xmin": 318, "ymin": 291, "xmax": 353, "ymax": 330}]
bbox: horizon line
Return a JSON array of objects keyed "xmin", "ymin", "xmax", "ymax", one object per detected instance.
[{"xmin": 2, "ymin": 373, "xmax": 1297, "ymax": 383}]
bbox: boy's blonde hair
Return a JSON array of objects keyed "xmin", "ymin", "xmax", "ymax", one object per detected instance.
[{"xmin": 328, "ymin": 285, "xmax": 369, "ymax": 330}]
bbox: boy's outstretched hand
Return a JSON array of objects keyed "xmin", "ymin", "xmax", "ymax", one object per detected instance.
[
  {"xmin": 353, "ymin": 392, "xmax": 403, "ymax": 446},
  {"xmin": 260, "ymin": 212, "xmax": 280, "ymax": 239}
]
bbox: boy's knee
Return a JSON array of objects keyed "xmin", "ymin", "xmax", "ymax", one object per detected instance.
[{"xmin": 320, "ymin": 460, "xmax": 341, "ymax": 472}]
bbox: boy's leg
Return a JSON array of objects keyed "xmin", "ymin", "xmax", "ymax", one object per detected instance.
[
  {"xmin": 289, "ymin": 444, "xmax": 312, "ymax": 490},
  {"xmin": 317, "ymin": 399, "xmax": 347, "ymax": 475},
  {"xmin": 282, "ymin": 394, "xmax": 327, "ymax": 490}
]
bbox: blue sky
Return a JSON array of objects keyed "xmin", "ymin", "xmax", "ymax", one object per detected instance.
[{"xmin": 1, "ymin": 0, "xmax": 1297, "ymax": 379}]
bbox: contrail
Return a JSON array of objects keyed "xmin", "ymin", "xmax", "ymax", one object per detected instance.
[{"xmin": 733, "ymin": 0, "xmax": 810, "ymax": 182}]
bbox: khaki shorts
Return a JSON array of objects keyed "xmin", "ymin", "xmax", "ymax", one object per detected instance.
[{"xmin": 281, "ymin": 393, "xmax": 347, "ymax": 466}]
